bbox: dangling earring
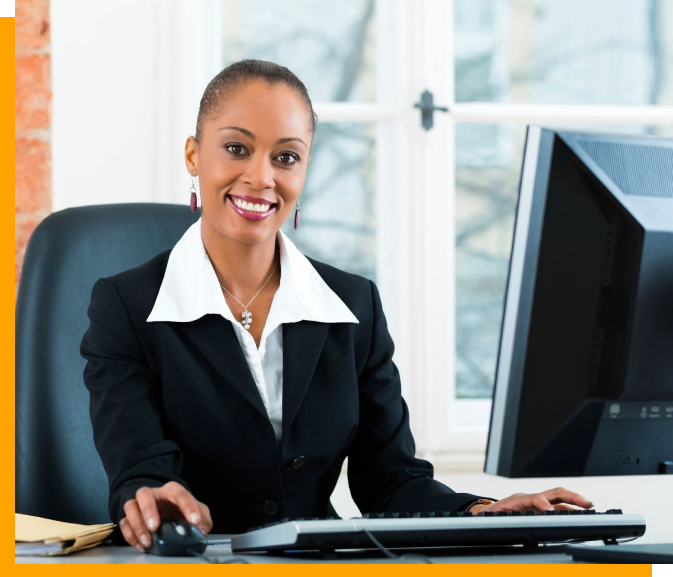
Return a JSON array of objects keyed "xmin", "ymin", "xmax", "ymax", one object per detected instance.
[
  {"xmin": 190, "ymin": 176, "xmax": 198, "ymax": 213},
  {"xmin": 294, "ymin": 195, "xmax": 301, "ymax": 229}
]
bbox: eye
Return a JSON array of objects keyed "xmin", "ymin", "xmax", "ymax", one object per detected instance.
[
  {"xmin": 224, "ymin": 143, "xmax": 247, "ymax": 156},
  {"xmin": 276, "ymin": 152, "xmax": 300, "ymax": 166},
  {"xmin": 224, "ymin": 142, "xmax": 300, "ymax": 166}
]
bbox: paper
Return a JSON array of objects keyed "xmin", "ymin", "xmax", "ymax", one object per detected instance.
[{"xmin": 15, "ymin": 513, "xmax": 115, "ymax": 556}]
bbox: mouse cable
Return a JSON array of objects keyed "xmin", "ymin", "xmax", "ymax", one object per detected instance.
[
  {"xmin": 362, "ymin": 529, "xmax": 433, "ymax": 564},
  {"xmin": 185, "ymin": 547, "xmax": 250, "ymax": 564}
]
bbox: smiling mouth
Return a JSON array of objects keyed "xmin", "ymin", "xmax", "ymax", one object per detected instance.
[
  {"xmin": 226, "ymin": 193, "xmax": 277, "ymax": 221},
  {"xmin": 227, "ymin": 194, "xmax": 277, "ymax": 212}
]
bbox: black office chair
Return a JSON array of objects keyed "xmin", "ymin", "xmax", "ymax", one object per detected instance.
[{"xmin": 16, "ymin": 203, "xmax": 200, "ymax": 524}]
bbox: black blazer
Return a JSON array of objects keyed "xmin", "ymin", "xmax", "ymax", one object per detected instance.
[{"xmin": 80, "ymin": 249, "xmax": 489, "ymax": 543}]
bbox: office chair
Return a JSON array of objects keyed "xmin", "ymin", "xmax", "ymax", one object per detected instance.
[{"xmin": 16, "ymin": 203, "xmax": 200, "ymax": 524}]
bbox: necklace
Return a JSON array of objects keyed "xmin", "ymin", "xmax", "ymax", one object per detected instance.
[{"xmin": 218, "ymin": 254, "xmax": 279, "ymax": 330}]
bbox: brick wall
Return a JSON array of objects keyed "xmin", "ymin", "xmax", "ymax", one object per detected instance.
[{"xmin": 15, "ymin": 0, "xmax": 51, "ymax": 295}]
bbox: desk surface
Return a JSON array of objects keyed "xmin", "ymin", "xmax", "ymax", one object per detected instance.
[{"xmin": 15, "ymin": 536, "xmax": 582, "ymax": 564}]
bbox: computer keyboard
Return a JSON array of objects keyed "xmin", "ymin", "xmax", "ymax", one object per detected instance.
[{"xmin": 230, "ymin": 509, "xmax": 646, "ymax": 553}]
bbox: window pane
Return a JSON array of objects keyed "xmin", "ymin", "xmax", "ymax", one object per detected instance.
[
  {"xmin": 455, "ymin": 0, "xmax": 673, "ymax": 105},
  {"xmin": 456, "ymin": 124, "xmax": 525, "ymax": 399},
  {"xmin": 221, "ymin": 0, "xmax": 376, "ymax": 102},
  {"xmin": 281, "ymin": 122, "xmax": 377, "ymax": 282},
  {"xmin": 455, "ymin": 123, "xmax": 671, "ymax": 399}
]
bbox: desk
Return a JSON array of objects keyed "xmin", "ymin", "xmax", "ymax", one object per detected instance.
[
  {"xmin": 17, "ymin": 473, "xmax": 671, "ymax": 564},
  {"xmin": 16, "ymin": 537, "xmax": 581, "ymax": 564}
]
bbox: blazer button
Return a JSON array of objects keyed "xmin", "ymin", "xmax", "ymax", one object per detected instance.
[
  {"xmin": 263, "ymin": 500, "xmax": 279, "ymax": 516},
  {"xmin": 293, "ymin": 456, "xmax": 306, "ymax": 469}
]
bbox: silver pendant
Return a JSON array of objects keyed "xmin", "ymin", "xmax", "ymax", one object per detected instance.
[{"xmin": 242, "ymin": 309, "xmax": 252, "ymax": 330}]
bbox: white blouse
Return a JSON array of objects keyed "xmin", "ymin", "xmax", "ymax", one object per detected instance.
[{"xmin": 146, "ymin": 217, "xmax": 360, "ymax": 444}]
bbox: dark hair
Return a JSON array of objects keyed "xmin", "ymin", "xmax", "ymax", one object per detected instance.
[{"xmin": 194, "ymin": 59, "xmax": 318, "ymax": 145}]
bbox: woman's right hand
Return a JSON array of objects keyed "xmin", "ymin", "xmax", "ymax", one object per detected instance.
[{"xmin": 118, "ymin": 481, "xmax": 213, "ymax": 552}]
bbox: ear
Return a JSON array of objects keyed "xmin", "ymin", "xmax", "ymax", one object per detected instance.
[{"xmin": 185, "ymin": 135, "xmax": 199, "ymax": 173}]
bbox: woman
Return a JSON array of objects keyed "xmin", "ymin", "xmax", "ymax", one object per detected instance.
[{"xmin": 80, "ymin": 59, "xmax": 593, "ymax": 552}]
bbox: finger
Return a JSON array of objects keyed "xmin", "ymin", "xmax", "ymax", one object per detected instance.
[
  {"xmin": 527, "ymin": 493, "xmax": 554, "ymax": 512},
  {"xmin": 541, "ymin": 487, "xmax": 594, "ymax": 508},
  {"xmin": 119, "ymin": 517, "xmax": 145, "ymax": 553},
  {"xmin": 163, "ymin": 481, "xmax": 202, "ymax": 525},
  {"xmin": 197, "ymin": 502, "xmax": 213, "ymax": 534},
  {"xmin": 123, "ymin": 498, "xmax": 153, "ymax": 549},
  {"xmin": 135, "ymin": 487, "xmax": 161, "ymax": 533},
  {"xmin": 553, "ymin": 503, "xmax": 582, "ymax": 510}
]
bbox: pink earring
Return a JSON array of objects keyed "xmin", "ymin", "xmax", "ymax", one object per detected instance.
[
  {"xmin": 294, "ymin": 196, "xmax": 301, "ymax": 229},
  {"xmin": 190, "ymin": 176, "xmax": 198, "ymax": 213}
]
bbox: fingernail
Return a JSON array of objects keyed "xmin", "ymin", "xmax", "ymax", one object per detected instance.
[
  {"xmin": 147, "ymin": 518, "xmax": 156, "ymax": 530},
  {"xmin": 190, "ymin": 512, "xmax": 200, "ymax": 524},
  {"xmin": 141, "ymin": 535, "xmax": 151, "ymax": 548},
  {"xmin": 135, "ymin": 544, "xmax": 145, "ymax": 553}
]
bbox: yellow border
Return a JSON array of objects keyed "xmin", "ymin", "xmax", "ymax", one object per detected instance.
[
  {"xmin": 6, "ymin": 10, "xmax": 19, "ymax": 569},
  {"xmin": 6, "ymin": 10, "xmax": 654, "ymax": 576}
]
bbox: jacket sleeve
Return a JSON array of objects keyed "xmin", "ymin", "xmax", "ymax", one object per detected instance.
[
  {"xmin": 80, "ymin": 277, "xmax": 192, "ymax": 533},
  {"xmin": 347, "ymin": 279, "xmax": 496, "ymax": 514}
]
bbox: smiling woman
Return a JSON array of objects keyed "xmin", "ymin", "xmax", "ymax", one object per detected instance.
[
  {"xmin": 79, "ymin": 58, "xmax": 593, "ymax": 553},
  {"xmin": 187, "ymin": 62, "xmax": 314, "ymax": 248}
]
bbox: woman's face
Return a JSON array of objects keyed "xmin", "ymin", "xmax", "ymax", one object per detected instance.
[{"xmin": 186, "ymin": 79, "xmax": 312, "ymax": 246}]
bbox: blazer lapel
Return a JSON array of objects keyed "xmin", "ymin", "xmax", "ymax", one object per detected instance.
[
  {"xmin": 281, "ymin": 320, "xmax": 331, "ymax": 445},
  {"xmin": 176, "ymin": 315, "xmax": 268, "ymax": 419},
  {"xmin": 176, "ymin": 315, "xmax": 331, "ymax": 447}
]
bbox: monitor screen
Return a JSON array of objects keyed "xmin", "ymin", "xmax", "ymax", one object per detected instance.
[{"xmin": 484, "ymin": 127, "xmax": 673, "ymax": 477}]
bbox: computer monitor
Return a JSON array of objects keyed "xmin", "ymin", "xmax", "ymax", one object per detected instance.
[{"xmin": 484, "ymin": 126, "xmax": 673, "ymax": 478}]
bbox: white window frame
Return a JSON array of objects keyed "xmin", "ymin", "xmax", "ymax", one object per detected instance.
[{"xmin": 205, "ymin": 0, "xmax": 673, "ymax": 470}]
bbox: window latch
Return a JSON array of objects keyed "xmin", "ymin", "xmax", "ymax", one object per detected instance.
[{"xmin": 413, "ymin": 89, "xmax": 449, "ymax": 131}]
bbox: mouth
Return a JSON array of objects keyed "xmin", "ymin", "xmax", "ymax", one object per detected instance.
[{"xmin": 226, "ymin": 193, "xmax": 278, "ymax": 221}]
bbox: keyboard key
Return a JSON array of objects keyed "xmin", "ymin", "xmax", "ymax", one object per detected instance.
[{"xmin": 605, "ymin": 509, "xmax": 623, "ymax": 514}]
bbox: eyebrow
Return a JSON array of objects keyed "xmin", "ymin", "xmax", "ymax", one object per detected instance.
[{"xmin": 217, "ymin": 126, "xmax": 307, "ymax": 149}]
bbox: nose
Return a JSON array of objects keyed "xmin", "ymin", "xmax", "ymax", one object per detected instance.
[{"xmin": 242, "ymin": 153, "xmax": 275, "ymax": 191}]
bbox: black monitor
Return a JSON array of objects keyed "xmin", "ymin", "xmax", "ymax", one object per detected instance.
[{"xmin": 484, "ymin": 127, "xmax": 673, "ymax": 478}]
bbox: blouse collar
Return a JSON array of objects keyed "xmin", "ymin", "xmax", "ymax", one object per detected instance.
[{"xmin": 146, "ymin": 217, "xmax": 359, "ymax": 327}]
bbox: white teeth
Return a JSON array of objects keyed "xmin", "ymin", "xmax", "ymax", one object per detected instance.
[{"xmin": 232, "ymin": 197, "xmax": 273, "ymax": 212}]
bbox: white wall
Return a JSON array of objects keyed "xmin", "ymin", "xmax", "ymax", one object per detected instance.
[{"xmin": 51, "ymin": 0, "xmax": 219, "ymax": 211}]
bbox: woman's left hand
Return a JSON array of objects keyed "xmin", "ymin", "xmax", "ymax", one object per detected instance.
[{"xmin": 468, "ymin": 487, "xmax": 594, "ymax": 515}]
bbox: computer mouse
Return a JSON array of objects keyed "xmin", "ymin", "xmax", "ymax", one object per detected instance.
[{"xmin": 146, "ymin": 518, "xmax": 208, "ymax": 557}]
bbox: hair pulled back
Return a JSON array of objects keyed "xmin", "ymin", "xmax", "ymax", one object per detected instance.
[{"xmin": 194, "ymin": 59, "xmax": 318, "ymax": 145}]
